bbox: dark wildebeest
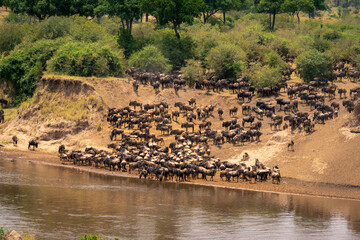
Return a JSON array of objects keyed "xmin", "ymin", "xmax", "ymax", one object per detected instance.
[
  {"xmin": 0, "ymin": 109, "xmax": 4, "ymax": 123},
  {"xmin": 287, "ymin": 140, "xmax": 294, "ymax": 151},
  {"xmin": 12, "ymin": 136, "xmax": 18, "ymax": 145},
  {"xmin": 218, "ymin": 108, "xmax": 223, "ymax": 119},
  {"xmin": 28, "ymin": 140, "xmax": 38, "ymax": 151},
  {"xmin": 110, "ymin": 129, "xmax": 124, "ymax": 141},
  {"xmin": 242, "ymin": 116, "xmax": 255, "ymax": 127},
  {"xmin": 59, "ymin": 144, "xmax": 66, "ymax": 154},
  {"xmin": 0, "ymin": 99, "xmax": 8, "ymax": 107}
]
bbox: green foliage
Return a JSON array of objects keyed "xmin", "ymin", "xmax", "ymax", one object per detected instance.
[
  {"xmin": 129, "ymin": 45, "xmax": 171, "ymax": 73},
  {"xmin": 263, "ymin": 50, "xmax": 288, "ymax": 69},
  {"xmin": 207, "ymin": 43, "xmax": 245, "ymax": 78},
  {"xmin": 311, "ymin": 37, "xmax": 330, "ymax": 52},
  {"xmin": 153, "ymin": 30, "xmax": 195, "ymax": 69},
  {"xmin": 0, "ymin": 22, "xmax": 25, "ymax": 54},
  {"xmin": 155, "ymin": 0, "xmax": 206, "ymax": 38},
  {"xmin": 0, "ymin": 39, "xmax": 65, "ymax": 103},
  {"xmin": 296, "ymin": 49, "xmax": 333, "ymax": 83},
  {"xmin": 246, "ymin": 65, "xmax": 283, "ymax": 88},
  {"xmin": 117, "ymin": 27, "xmax": 138, "ymax": 58},
  {"xmin": 77, "ymin": 233, "xmax": 119, "ymax": 240},
  {"xmin": 47, "ymin": 41, "xmax": 123, "ymax": 77},
  {"xmin": 181, "ymin": 59, "xmax": 203, "ymax": 87},
  {"xmin": 323, "ymin": 29, "xmax": 341, "ymax": 41},
  {"xmin": 33, "ymin": 16, "xmax": 72, "ymax": 40},
  {"xmin": 70, "ymin": 17, "xmax": 107, "ymax": 42}
]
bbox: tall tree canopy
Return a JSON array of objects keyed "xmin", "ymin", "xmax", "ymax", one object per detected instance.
[
  {"xmin": 155, "ymin": 0, "xmax": 205, "ymax": 39},
  {"xmin": 281, "ymin": 0, "xmax": 315, "ymax": 23}
]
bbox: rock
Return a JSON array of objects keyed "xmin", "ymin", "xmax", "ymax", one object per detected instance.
[{"xmin": 5, "ymin": 230, "xmax": 22, "ymax": 240}]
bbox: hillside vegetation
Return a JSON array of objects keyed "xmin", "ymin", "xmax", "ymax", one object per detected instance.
[{"xmin": 0, "ymin": 1, "xmax": 359, "ymax": 105}]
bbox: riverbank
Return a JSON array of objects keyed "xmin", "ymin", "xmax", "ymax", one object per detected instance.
[{"xmin": 1, "ymin": 148, "xmax": 360, "ymax": 201}]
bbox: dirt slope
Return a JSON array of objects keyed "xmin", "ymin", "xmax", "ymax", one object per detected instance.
[{"xmin": 0, "ymin": 75, "xmax": 359, "ymax": 187}]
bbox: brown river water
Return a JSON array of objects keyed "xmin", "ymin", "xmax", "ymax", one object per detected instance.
[{"xmin": 0, "ymin": 160, "xmax": 360, "ymax": 240}]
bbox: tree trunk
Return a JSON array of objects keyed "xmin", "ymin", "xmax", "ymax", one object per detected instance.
[
  {"xmin": 121, "ymin": 18, "xmax": 125, "ymax": 29},
  {"xmin": 223, "ymin": 11, "xmax": 226, "ymax": 24},
  {"xmin": 296, "ymin": 11, "xmax": 300, "ymax": 24},
  {"xmin": 129, "ymin": 19, "xmax": 133, "ymax": 35},
  {"xmin": 272, "ymin": 12, "xmax": 276, "ymax": 30},
  {"xmin": 269, "ymin": 13, "xmax": 272, "ymax": 29},
  {"xmin": 146, "ymin": 13, "xmax": 149, "ymax": 22},
  {"xmin": 174, "ymin": 23, "xmax": 180, "ymax": 39}
]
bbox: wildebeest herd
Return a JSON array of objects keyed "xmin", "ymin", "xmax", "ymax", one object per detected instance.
[{"xmin": 57, "ymin": 71, "xmax": 358, "ymax": 185}]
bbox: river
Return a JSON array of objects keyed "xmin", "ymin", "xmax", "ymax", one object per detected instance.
[{"xmin": 0, "ymin": 160, "xmax": 360, "ymax": 239}]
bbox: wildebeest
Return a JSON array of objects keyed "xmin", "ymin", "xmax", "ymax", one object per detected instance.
[
  {"xmin": 28, "ymin": 139, "xmax": 38, "ymax": 150},
  {"xmin": 59, "ymin": 144, "xmax": 66, "ymax": 154},
  {"xmin": 110, "ymin": 129, "xmax": 124, "ymax": 141},
  {"xmin": 242, "ymin": 116, "xmax": 254, "ymax": 127},
  {"xmin": 0, "ymin": 99, "xmax": 8, "ymax": 107},
  {"xmin": 287, "ymin": 140, "xmax": 294, "ymax": 151},
  {"xmin": 12, "ymin": 136, "xmax": 18, "ymax": 145},
  {"xmin": 0, "ymin": 109, "xmax": 4, "ymax": 123}
]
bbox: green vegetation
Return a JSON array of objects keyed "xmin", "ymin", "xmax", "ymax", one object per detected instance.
[
  {"xmin": 47, "ymin": 42, "xmax": 123, "ymax": 77},
  {"xmin": 78, "ymin": 234, "xmax": 119, "ymax": 240},
  {"xmin": 296, "ymin": 49, "xmax": 333, "ymax": 82},
  {"xmin": 129, "ymin": 45, "xmax": 171, "ymax": 73},
  {"xmin": 207, "ymin": 43, "xmax": 245, "ymax": 78},
  {"xmin": 0, "ymin": 0, "xmax": 360, "ymax": 107}
]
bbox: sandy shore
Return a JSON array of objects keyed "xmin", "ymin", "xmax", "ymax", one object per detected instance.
[{"xmin": 1, "ymin": 148, "xmax": 360, "ymax": 201}]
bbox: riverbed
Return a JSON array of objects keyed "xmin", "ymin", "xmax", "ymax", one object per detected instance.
[{"xmin": 1, "ymin": 160, "xmax": 360, "ymax": 239}]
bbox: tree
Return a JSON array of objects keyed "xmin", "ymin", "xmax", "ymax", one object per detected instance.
[
  {"xmin": 206, "ymin": 43, "xmax": 245, "ymax": 78},
  {"xmin": 202, "ymin": 0, "xmax": 244, "ymax": 24},
  {"xmin": 155, "ymin": 0, "xmax": 205, "ymax": 39},
  {"xmin": 296, "ymin": 49, "xmax": 333, "ymax": 83},
  {"xmin": 129, "ymin": 45, "xmax": 171, "ymax": 73},
  {"xmin": 8, "ymin": 0, "xmax": 98, "ymax": 20},
  {"xmin": 96, "ymin": 0, "xmax": 141, "ymax": 35},
  {"xmin": 256, "ymin": 0, "xmax": 285, "ymax": 30},
  {"xmin": 281, "ymin": 0, "xmax": 315, "ymax": 23}
]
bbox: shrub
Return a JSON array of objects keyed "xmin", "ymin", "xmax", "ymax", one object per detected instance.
[
  {"xmin": 323, "ymin": 29, "xmax": 341, "ymax": 41},
  {"xmin": 311, "ymin": 37, "xmax": 330, "ymax": 52},
  {"xmin": 246, "ymin": 65, "xmax": 283, "ymax": 88},
  {"xmin": 0, "ymin": 23, "xmax": 25, "ymax": 54},
  {"xmin": 153, "ymin": 30, "xmax": 195, "ymax": 69},
  {"xmin": 129, "ymin": 45, "xmax": 171, "ymax": 73},
  {"xmin": 33, "ymin": 16, "xmax": 72, "ymax": 40},
  {"xmin": 0, "ymin": 39, "xmax": 65, "ymax": 103},
  {"xmin": 263, "ymin": 50, "xmax": 288, "ymax": 70},
  {"xmin": 70, "ymin": 17, "xmax": 106, "ymax": 42},
  {"xmin": 47, "ymin": 42, "xmax": 123, "ymax": 77},
  {"xmin": 181, "ymin": 59, "xmax": 203, "ymax": 87},
  {"xmin": 117, "ymin": 28, "xmax": 138, "ymax": 58},
  {"xmin": 296, "ymin": 50, "xmax": 333, "ymax": 83},
  {"xmin": 77, "ymin": 234, "xmax": 119, "ymax": 240},
  {"xmin": 206, "ymin": 43, "xmax": 245, "ymax": 78}
]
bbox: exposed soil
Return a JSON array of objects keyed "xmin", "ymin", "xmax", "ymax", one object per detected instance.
[{"xmin": 0, "ymin": 75, "xmax": 359, "ymax": 199}]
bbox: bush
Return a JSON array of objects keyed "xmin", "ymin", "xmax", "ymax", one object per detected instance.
[
  {"xmin": 181, "ymin": 59, "xmax": 203, "ymax": 87},
  {"xmin": 246, "ymin": 65, "xmax": 283, "ymax": 88},
  {"xmin": 47, "ymin": 42, "xmax": 123, "ymax": 77},
  {"xmin": 33, "ymin": 16, "xmax": 72, "ymax": 40},
  {"xmin": 0, "ymin": 23, "xmax": 25, "ymax": 54},
  {"xmin": 311, "ymin": 37, "xmax": 330, "ymax": 52},
  {"xmin": 296, "ymin": 50, "xmax": 333, "ymax": 83},
  {"xmin": 77, "ymin": 234, "xmax": 119, "ymax": 240},
  {"xmin": 263, "ymin": 50, "xmax": 288, "ymax": 70},
  {"xmin": 153, "ymin": 30, "xmax": 195, "ymax": 69},
  {"xmin": 117, "ymin": 28, "xmax": 138, "ymax": 58},
  {"xmin": 206, "ymin": 43, "xmax": 245, "ymax": 78},
  {"xmin": 0, "ymin": 39, "xmax": 65, "ymax": 103},
  {"xmin": 129, "ymin": 45, "xmax": 171, "ymax": 73},
  {"xmin": 70, "ymin": 17, "xmax": 106, "ymax": 42}
]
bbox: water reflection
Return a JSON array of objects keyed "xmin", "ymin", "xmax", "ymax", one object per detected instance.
[{"xmin": 0, "ymin": 160, "xmax": 359, "ymax": 240}]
